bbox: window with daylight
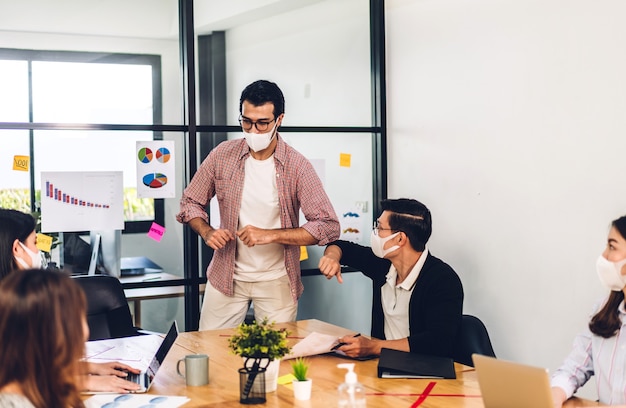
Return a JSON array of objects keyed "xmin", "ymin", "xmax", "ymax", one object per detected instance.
[{"xmin": 0, "ymin": 50, "xmax": 164, "ymax": 233}]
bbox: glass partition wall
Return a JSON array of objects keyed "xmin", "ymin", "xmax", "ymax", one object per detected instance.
[{"xmin": 0, "ymin": 0, "xmax": 387, "ymax": 332}]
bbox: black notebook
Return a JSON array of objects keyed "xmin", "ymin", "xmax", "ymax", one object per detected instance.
[{"xmin": 377, "ymin": 348, "xmax": 456, "ymax": 379}]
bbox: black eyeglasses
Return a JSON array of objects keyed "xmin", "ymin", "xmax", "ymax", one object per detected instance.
[
  {"xmin": 373, "ymin": 220, "xmax": 397, "ymax": 236},
  {"xmin": 238, "ymin": 115, "xmax": 276, "ymax": 132}
]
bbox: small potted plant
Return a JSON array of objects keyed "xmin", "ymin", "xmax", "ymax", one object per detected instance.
[
  {"xmin": 228, "ymin": 318, "xmax": 291, "ymax": 404},
  {"xmin": 290, "ymin": 357, "xmax": 312, "ymax": 400}
]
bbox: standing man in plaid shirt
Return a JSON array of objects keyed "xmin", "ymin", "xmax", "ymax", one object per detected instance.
[{"xmin": 177, "ymin": 79, "xmax": 340, "ymax": 330}]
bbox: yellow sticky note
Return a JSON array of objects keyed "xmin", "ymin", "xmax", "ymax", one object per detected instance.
[
  {"xmin": 299, "ymin": 246, "xmax": 308, "ymax": 261},
  {"xmin": 36, "ymin": 233, "xmax": 53, "ymax": 253},
  {"xmin": 339, "ymin": 153, "xmax": 351, "ymax": 167},
  {"xmin": 278, "ymin": 373, "xmax": 296, "ymax": 387},
  {"xmin": 13, "ymin": 155, "xmax": 30, "ymax": 171}
]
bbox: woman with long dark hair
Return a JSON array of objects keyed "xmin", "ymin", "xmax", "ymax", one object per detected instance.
[
  {"xmin": 551, "ymin": 215, "xmax": 626, "ymax": 406},
  {"xmin": 0, "ymin": 208, "xmax": 141, "ymax": 394},
  {"xmin": 0, "ymin": 269, "xmax": 86, "ymax": 407}
]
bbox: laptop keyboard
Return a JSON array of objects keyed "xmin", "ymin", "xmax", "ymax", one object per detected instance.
[{"xmin": 124, "ymin": 371, "xmax": 142, "ymax": 384}]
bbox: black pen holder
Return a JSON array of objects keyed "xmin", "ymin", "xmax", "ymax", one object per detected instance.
[{"xmin": 239, "ymin": 367, "xmax": 267, "ymax": 404}]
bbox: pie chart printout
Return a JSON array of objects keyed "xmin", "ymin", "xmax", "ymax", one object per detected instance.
[
  {"xmin": 138, "ymin": 148, "xmax": 153, "ymax": 163},
  {"xmin": 143, "ymin": 173, "xmax": 168, "ymax": 188},
  {"xmin": 135, "ymin": 141, "xmax": 175, "ymax": 198},
  {"xmin": 156, "ymin": 147, "xmax": 171, "ymax": 163}
]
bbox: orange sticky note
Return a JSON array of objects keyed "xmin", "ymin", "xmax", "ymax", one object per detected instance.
[
  {"xmin": 36, "ymin": 233, "xmax": 53, "ymax": 253},
  {"xmin": 299, "ymin": 246, "xmax": 308, "ymax": 261},
  {"xmin": 13, "ymin": 155, "xmax": 30, "ymax": 171},
  {"xmin": 339, "ymin": 153, "xmax": 351, "ymax": 167}
]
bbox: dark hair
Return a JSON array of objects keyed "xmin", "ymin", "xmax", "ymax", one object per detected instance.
[
  {"xmin": 0, "ymin": 269, "xmax": 86, "ymax": 408},
  {"xmin": 381, "ymin": 198, "xmax": 432, "ymax": 252},
  {"xmin": 239, "ymin": 80, "xmax": 285, "ymax": 118},
  {"xmin": 589, "ymin": 215, "xmax": 626, "ymax": 338},
  {"xmin": 0, "ymin": 208, "xmax": 37, "ymax": 280}
]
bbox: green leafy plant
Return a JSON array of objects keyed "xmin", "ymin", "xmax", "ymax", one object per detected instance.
[
  {"xmin": 227, "ymin": 317, "xmax": 292, "ymax": 360},
  {"xmin": 290, "ymin": 357, "xmax": 310, "ymax": 381}
]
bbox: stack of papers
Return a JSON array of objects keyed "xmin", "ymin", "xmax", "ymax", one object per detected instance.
[
  {"xmin": 283, "ymin": 332, "xmax": 340, "ymax": 359},
  {"xmin": 84, "ymin": 334, "xmax": 164, "ymax": 371},
  {"xmin": 283, "ymin": 332, "xmax": 378, "ymax": 361}
]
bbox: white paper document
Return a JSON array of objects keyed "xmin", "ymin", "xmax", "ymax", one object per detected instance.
[
  {"xmin": 283, "ymin": 332, "xmax": 342, "ymax": 360},
  {"xmin": 41, "ymin": 171, "xmax": 124, "ymax": 232},
  {"xmin": 84, "ymin": 334, "xmax": 164, "ymax": 371}
]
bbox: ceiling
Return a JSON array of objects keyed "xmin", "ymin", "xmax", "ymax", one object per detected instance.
[{"xmin": 0, "ymin": 0, "xmax": 325, "ymax": 39}]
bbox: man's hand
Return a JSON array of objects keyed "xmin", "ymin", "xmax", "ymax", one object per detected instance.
[
  {"xmin": 335, "ymin": 335, "xmax": 379, "ymax": 358},
  {"xmin": 202, "ymin": 228, "xmax": 235, "ymax": 250},
  {"xmin": 188, "ymin": 218, "xmax": 234, "ymax": 250},
  {"xmin": 236, "ymin": 225, "xmax": 274, "ymax": 247},
  {"xmin": 318, "ymin": 245, "xmax": 343, "ymax": 283},
  {"xmin": 318, "ymin": 254, "xmax": 343, "ymax": 283}
]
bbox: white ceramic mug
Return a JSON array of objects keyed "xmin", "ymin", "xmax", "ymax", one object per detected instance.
[{"xmin": 177, "ymin": 354, "xmax": 209, "ymax": 386}]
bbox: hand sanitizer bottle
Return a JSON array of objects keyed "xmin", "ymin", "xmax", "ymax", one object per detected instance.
[{"xmin": 337, "ymin": 363, "xmax": 366, "ymax": 407}]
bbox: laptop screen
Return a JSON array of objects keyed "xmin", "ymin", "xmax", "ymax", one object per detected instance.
[{"xmin": 147, "ymin": 321, "xmax": 179, "ymax": 379}]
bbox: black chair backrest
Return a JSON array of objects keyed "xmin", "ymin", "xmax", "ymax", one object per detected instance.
[
  {"xmin": 453, "ymin": 314, "xmax": 496, "ymax": 367},
  {"xmin": 73, "ymin": 275, "xmax": 140, "ymax": 341}
]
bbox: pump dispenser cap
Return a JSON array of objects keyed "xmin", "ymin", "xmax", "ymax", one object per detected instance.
[{"xmin": 337, "ymin": 363, "xmax": 357, "ymax": 384}]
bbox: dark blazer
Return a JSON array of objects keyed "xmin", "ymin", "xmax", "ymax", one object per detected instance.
[{"xmin": 333, "ymin": 240, "xmax": 464, "ymax": 358}]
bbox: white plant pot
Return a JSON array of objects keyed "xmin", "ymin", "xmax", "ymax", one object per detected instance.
[
  {"xmin": 292, "ymin": 379, "xmax": 312, "ymax": 400},
  {"xmin": 264, "ymin": 359, "xmax": 280, "ymax": 393}
]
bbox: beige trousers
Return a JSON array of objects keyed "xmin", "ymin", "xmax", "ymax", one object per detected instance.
[{"xmin": 199, "ymin": 275, "xmax": 297, "ymax": 330}]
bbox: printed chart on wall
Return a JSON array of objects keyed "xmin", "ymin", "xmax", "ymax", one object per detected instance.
[
  {"xmin": 136, "ymin": 141, "xmax": 175, "ymax": 198},
  {"xmin": 40, "ymin": 171, "xmax": 124, "ymax": 232}
]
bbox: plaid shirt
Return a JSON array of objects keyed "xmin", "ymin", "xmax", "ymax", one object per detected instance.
[{"xmin": 176, "ymin": 135, "xmax": 340, "ymax": 301}]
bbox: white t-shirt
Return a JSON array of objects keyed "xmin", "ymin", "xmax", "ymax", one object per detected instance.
[
  {"xmin": 0, "ymin": 393, "xmax": 36, "ymax": 408},
  {"xmin": 234, "ymin": 155, "xmax": 286, "ymax": 282},
  {"xmin": 381, "ymin": 248, "xmax": 429, "ymax": 340}
]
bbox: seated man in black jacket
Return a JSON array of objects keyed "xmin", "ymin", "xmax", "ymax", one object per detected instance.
[{"xmin": 318, "ymin": 198, "xmax": 463, "ymax": 358}]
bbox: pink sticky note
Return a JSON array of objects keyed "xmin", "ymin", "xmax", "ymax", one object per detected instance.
[{"xmin": 148, "ymin": 222, "xmax": 165, "ymax": 242}]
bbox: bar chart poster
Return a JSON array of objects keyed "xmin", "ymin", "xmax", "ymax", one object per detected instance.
[
  {"xmin": 136, "ymin": 140, "xmax": 175, "ymax": 198},
  {"xmin": 40, "ymin": 171, "xmax": 124, "ymax": 232}
]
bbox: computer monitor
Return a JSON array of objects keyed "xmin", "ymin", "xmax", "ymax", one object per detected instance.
[
  {"xmin": 90, "ymin": 230, "xmax": 121, "ymax": 278},
  {"xmin": 87, "ymin": 233, "xmax": 101, "ymax": 276}
]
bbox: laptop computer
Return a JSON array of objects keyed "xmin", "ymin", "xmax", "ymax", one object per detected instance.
[
  {"xmin": 473, "ymin": 354, "xmax": 555, "ymax": 408},
  {"xmin": 125, "ymin": 321, "xmax": 179, "ymax": 393},
  {"xmin": 120, "ymin": 256, "xmax": 163, "ymax": 277}
]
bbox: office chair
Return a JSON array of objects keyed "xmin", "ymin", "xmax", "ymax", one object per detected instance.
[
  {"xmin": 453, "ymin": 314, "xmax": 496, "ymax": 367},
  {"xmin": 72, "ymin": 274, "xmax": 142, "ymax": 341}
]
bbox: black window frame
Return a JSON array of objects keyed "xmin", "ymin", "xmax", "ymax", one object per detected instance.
[{"xmin": 0, "ymin": 48, "xmax": 165, "ymax": 234}]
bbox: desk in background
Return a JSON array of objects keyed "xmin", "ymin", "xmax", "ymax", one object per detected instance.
[
  {"xmin": 145, "ymin": 319, "xmax": 600, "ymax": 407},
  {"xmin": 120, "ymin": 273, "xmax": 205, "ymax": 327}
]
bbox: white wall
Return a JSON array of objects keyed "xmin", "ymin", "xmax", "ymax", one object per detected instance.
[{"xmin": 387, "ymin": 0, "xmax": 626, "ymax": 399}]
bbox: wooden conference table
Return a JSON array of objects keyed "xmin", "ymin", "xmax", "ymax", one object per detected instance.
[{"xmin": 144, "ymin": 319, "xmax": 599, "ymax": 407}]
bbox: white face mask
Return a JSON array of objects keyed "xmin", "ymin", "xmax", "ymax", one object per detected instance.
[
  {"xmin": 243, "ymin": 122, "xmax": 278, "ymax": 152},
  {"xmin": 15, "ymin": 241, "xmax": 43, "ymax": 270},
  {"xmin": 370, "ymin": 231, "xmax": 401, "ymax": 258},
  {"xmin": 596, "ymin": 255, "xmax": 626, "ymax": 291}
]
